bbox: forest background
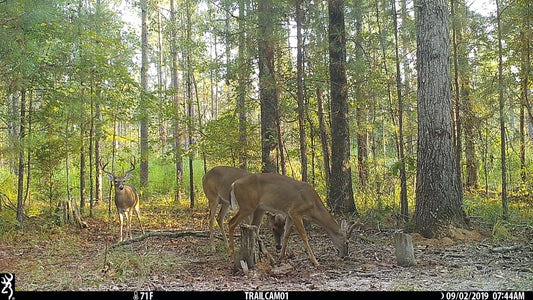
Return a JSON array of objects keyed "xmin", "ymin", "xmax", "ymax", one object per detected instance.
[{"xmin": 0, "ymin": 0, "xmax": 532, "ymax": 242}]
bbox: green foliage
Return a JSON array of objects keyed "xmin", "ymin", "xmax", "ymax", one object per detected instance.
[
  {"xmin": 200, "ymin": 111, "xmax": 260, "ymax": 168},
  {"xmin": 0, "ymin": 0, "xmax": 531, "ymax": 232},
  {"xmin": 491, "ymin": 220, "xmax": 511, "ymax": 243}
]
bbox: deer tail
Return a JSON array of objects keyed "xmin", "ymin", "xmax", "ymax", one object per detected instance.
[{"xmin": 230, "ymin": 182, "xmax": 237, "ymax": 211}]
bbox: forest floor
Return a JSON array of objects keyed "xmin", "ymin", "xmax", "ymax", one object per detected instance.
[{"xmin": 1, "ymin": 202, "xmax": 532, "ymax": 293}]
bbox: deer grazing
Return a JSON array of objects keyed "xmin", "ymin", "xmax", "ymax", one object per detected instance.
[
  {"xmin": 102, "ymin": 161, "xmax": 145, "ymax": 242},
  {"xmin": 266, "ymin": 212, "xmax": 286, "ymax": 251},
  {"xmin": 228, "ymin": 172, "xmax": 356, "ymax": 266},
  {"xmin": 202, "ymin": 166, "xmax": 285, "ymax": 251}
]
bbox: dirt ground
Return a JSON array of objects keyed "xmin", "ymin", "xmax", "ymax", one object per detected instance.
[{"xmin": 1, "ymin": 209, "xmax": 532, "ymax": 292}]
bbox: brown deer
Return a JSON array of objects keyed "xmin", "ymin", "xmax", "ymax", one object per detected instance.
[
  {"xmin": 102, "ymin": 161, "xmax": 145, "ymax": 242},
  {"xmin": 228, "ymin": 172, "xmax": 356, "ymax": 266},
  {"xmin": 202, "ymin": 166, "xmax": 285, "ymax": 251},
  {"xmin": 266, "ymin": 212, "xmax": 286, "ymax": 251}
]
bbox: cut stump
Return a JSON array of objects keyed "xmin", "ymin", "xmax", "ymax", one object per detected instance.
[
  {"xmin": 394, "ymin": 232, "xmax": 416, "ymax": 266},
  {"xmin": 234, "ymin": 224, "xmax": 258, "ymax": 272}
]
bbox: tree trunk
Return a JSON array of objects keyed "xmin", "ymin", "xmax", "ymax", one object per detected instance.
[
  {"xmin": 354, "ymin": 0, "xmax": 368, "ymax": 189},
  {"xmin": 392, "ymin": 0, "xmax": 408, "ymax": 221},
  {"xmin": 328, "ymin": 0, "xmax": 356, "ymax": 214},
  {"xmin": 16, "ymin": 90, "xmax": 26, "ymax": 226},
  {"xmin": 237, "ymin": 0, "xmax": 248, "ymax": 170},
  {"xmin": 56, "ymin": 199, "xmax": 87, "ymax": 229},
  {"xmin": 170, "ymin": 0, "xmax": 184, "ymax": 202},
  {"xmin": 463, "ymin": 85, "xmax": 479, "ymax": 190},
  {"xmin": 94, "ymin": 100, "xmax": 103, "ymax": 211},
  {"xmin": 140, "ymin": 0, "xmax": 149, "ymax": 191},
  {"xmin": 296, "ymin": 0, "xmax": 308, "ymax": 182},
  {"xmin": 185, "ymin": 1, "xmax": 195, "ymax": 209},
  {"xmin": 519, "ymin": 0, "xmax": 531, "ymax": 185},
  {"xmin": 317, "ymin": 87, "xmax": 331, "ymax": 188},
  {"xmin": 79, "ymin": 130, "xmax": 86, "ymax": 214},
  {"xmin": 258, "ymin": 0, "xmax": 279, "ymax": 174},
  {"xmin": 89, "ymin": 84, "xmax": 95, "ymax": 217},
  {"xmin": 496, "ymin": 0, "xmax": 508, "ymax": 220},
  {"xmin": 450, "ymin": 0, "xmax": 463, "ymax": 196},
  {"xmin": 413, "ymin": 0, "xmax": 468, "ymax": 238}
]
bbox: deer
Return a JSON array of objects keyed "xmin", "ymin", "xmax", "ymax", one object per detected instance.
[
  {"xmin": 266, "ymin": 212, "xmax": 286, "ymax": 251},
  {"xmin": 102, "ymin": 161, "xmax": 145, "ymax": 242},
  {"xmin": 202, "ymin": 166, "xmax": 285, "ymax": 251},
  {"xmin": 228, "ymin": 172, "xmax": 356, "ymax": 267}
]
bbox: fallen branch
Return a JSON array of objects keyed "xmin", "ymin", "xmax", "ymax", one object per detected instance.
[
  {"xmin": 491, "ymin": 245, "xmax": 521, "ymax": 253},
  {"xmin": 109, "ymin": 230, "xmax": 209, "ymax": 249}
]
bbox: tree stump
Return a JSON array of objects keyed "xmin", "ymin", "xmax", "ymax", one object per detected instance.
[
  {"xmin": 234, "ymin": 224, "xmax": 258, "ymax": 272},
  {"xmin": 394, "ymin": 232, "xmax": 416, "ymax": 266},
  {"xmin": 55, "ymin": 199, "xmax": 87, "ymax": 229}
]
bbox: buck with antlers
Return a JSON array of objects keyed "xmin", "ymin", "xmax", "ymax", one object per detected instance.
[
  {"xmin": 102, "ymin": 161, "xmax": 145, "ymax": 242},
  {"xmin": 202, "ymin": 166, "xmax": 286, "ymax": 251},
  {"xmin": 228, "ymin": 172, "xmax": 356, "ymax": 266}
]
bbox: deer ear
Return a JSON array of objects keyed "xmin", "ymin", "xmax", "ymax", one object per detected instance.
[
  {"xmin": 106, "ymin": 173, "xmax": 114, "ymax": 181},
  {"xmin": 123, "ymin": 172, "xmax": 133, "ymax": 180}
]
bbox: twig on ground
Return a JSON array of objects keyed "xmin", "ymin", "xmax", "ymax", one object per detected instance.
[{"xmin": 109, "ymin": 230, "xmax": 209, "ymax": 248}]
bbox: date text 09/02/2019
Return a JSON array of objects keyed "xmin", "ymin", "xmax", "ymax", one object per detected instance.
[
  {"xmin": 442, "ymin": 291, "xmax": 525, "ymax": 300},
  {"xmin": 244, "ymin": 291, "xmax": 289, "ymax": 300}
]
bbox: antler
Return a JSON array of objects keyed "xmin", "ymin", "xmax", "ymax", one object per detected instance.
[
  {"xmin": 100, "ymin": 160, "xmax": 114, "ymax": 176},
  {"xmin": 124, "ymin": 161, "xmax": 135, "ymax": 175},
  {"xmin": 341, "ymin": 219, "xmax": 363, "ymax": 239}
]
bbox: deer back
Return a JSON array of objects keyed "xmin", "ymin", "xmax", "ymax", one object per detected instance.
[{"xmin": 202, "ymin": 166, "xmax": 250, "ymax": 203}]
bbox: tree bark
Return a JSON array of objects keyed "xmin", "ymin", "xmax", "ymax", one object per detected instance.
[
  {"xmin": 519, "ymin": 0, "xmax": 530, "ymax": 185},
  {"xmin": 94, "ymin": 100, "xmax": 103, "ymax": 211},
  {"xmin": 413, "ymin": 0, "xmax": 468, "ymax": 238},
  {"xmin": 16, "ymin": 90, "xmax": 26, "ymax": 226},
  {"xmin": 258, "ymin": 0, "xmax": 279, "ymax": 174},
  {"xmin": 185, "ymin": 1, "xmax": 195, "ymax": 208},
  {"xmin": 328, "ymin": 0, "xmax": 356, "ymax": 214},
  {"xmin": 237, "ymin": 0, "xmax": 248, "ymax": 170},
  {"xmin": 317, "ymin": 88, "xmax": 331, "ymax": 188},
  {"xmin": 496, "ymin": 0, "xmax": 508, "ymax": 219},
  {"xmin": 392, "ymin": 0, "xmax": 408, "ymax": 221},
  {"xmin": 353, "ymin": 0, "xmax": 368, "ymax": 189},
  {"xmin": 296, "ymin": 0, "xmax": 308, "ymax": 182},
  {"xmin": 140, "ymin": 0, "xmax": 149, "ymax": 191},
  {"xmin": 170, "ymin": 0, "xmax": 184, "ymax": 202}
]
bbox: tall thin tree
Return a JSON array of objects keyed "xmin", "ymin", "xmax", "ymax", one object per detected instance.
[
  {"xmin": 170, "ymin": 0, "xmax": 184, "ymax": 202},
  {"xmin": 496, "ymin": 0, "xmax": 508, "ymax": 219},
  {"xmin": 258, "ymin": 0, "xmax": 279, "ymax": 174},
  {"xmin": 328, "ymin": 0, "xmax": 356, "ymax": 214},
  {"xmin": 392, "ymin": 0, "xmax": 408, "ymax": 221},
  {"xmin": 296, "ymin": 0, "xmax": 308, "ymax": 182},
  {"xmin": 140, "ymin": 0, "xmax": 149, "ymax": 191}
]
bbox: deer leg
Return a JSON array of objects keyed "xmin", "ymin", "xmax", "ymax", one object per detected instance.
[
  {"xmin": 126, "ymin": 210, "xmax": 133, "ymax": 240},
  {"xmin": 134, "ymin": 204, "xmax": 145, "ymax": 235},
  {"xmin": 216, "ymin": 199, "xmax": 231, "ymax": 247},
  {"xmin": 251, "ymin": 209, "xmax": 265, "ymax": 228},
  {"xmin": 279, "ymin": 217, "xmax": 293, "ymax": 261},
  {"xmin": 290, "ymin": 214, "xmax": 319, "ymax": 267},
  {"xmin": 208, "ymin": 197, "xmax": 219, "ymax": 250},
  {"xmin": 118, "ymin": 212, "xmax": 125, "ymax": 242}
]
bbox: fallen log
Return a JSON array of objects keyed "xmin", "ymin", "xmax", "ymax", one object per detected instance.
[
  {"xmin": 491, "ymin": 245, "xmax": 521, "ymax": 253},
  {"xmin": 109, "ymin": 230, "xmax": 209, "ymax": 248}
]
